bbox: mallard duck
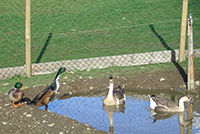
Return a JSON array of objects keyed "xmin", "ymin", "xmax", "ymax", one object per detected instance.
[
  {"xmin": 103, "ymin": 75, "xmax": 126, "ymax": 105},
  {"xmin": 30, "ymin": 67, "xmax": 71, "ymax": 111},
  {"xmin": 148, "ymin": 95, "xmax": 193, "ymax": 112},
  {"xmin": 8, "ymin": 82, "xmax": 26, "ymax": 108}
]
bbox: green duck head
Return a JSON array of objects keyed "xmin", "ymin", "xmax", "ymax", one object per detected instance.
[
  {"xmin": 54, "ymin": 67, "xmax": 71, "ymax": 80},
  {"xmin": 15, "ymin": 82, "xmax": 26, "ymax": 90}
]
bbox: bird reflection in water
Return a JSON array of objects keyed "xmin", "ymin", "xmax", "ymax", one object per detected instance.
[
  {"xmin": 150, "ymin": 103, "xmax": 193, "ymax": 134},
  {"xmin": 103, "ymin": 104, "xmax": 125, "ymax": 134}
]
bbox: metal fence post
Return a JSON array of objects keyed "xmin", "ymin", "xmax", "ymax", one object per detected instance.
[
  {"xmin": 187, "ymin": 14, "xmax": 194, "ymax": 90},
  {"xmin": 25, "ymin": 0, "xmax": 31, "ymax": 77},
  {"xmin": 179, "ymin": 0, "xmax": 188, "ymax": 62}
]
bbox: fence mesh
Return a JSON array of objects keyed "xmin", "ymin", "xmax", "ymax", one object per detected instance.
[{"xmin": 1, "ymin": 0, "xmax": 200, "ymax": 80}]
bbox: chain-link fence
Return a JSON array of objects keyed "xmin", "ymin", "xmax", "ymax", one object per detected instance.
[{"xmin": 0, "ymin": 0, "xmax": 200, "ymax": 80}]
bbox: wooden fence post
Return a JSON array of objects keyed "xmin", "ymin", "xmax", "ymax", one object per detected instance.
[
  {"xmin": 25, "ymin": 0, "xmax": 31, "ymax": 77},
  {"xmin": 179, "ymin": 0, "xmax": 188, "ymax": 62},
  {"xmin": 187, "ymin": 14, "xmax": 194, "ymax": 90}
]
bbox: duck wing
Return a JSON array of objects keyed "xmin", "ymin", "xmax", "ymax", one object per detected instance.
[
  {"xmin": 150, "ymin": 95, "xmax": 177, "ymax": 108},
  {"xmin": 32, "ymin": 87, "xmax": 50, "ymax": 102},
  {"xmin": 32, "ymin": 81, "xmax": 57, "ymax": 102},
  {"xmin": 8, "ymin": 89, "xmax": 24, "ymax": 102}
]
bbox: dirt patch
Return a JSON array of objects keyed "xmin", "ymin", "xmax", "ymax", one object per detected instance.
[{"xmin": 0, "ymin": 69, "xmax": 200, "ymax": 133}]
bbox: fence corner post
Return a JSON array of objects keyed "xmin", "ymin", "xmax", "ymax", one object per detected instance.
[{"xmin": 187, "ymin": 14, "xmax": 195, "ymax": 90}]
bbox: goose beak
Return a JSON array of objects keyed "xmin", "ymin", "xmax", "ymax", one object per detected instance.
[
  {"xmin": 67, "ymin": 70, "xmax": 72, "ymax": 74},
  {"xmin": 22, "ymin": 85, "xmax": 26, "ymax": 90},
  {"xmin": 189, "ymin": 98, "xmax": 193, "ymax": 104}
]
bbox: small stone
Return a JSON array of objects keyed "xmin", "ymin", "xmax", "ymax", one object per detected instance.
[
  {"xmin": 70, "ymin": 71, "xmax": 74, "ymax": 74},
  {"xmin": 2, "ymin": 122, "xmax": 8, "ymax": 125},
  {"xmin": 180, "ymin": 84, "xmax": 186, "ymax": 89},
  {"xmin": 47, "ymin": 123, "xmax": 54, "ymax": 127},
  {"xmin": 63, "ymin": 76, "xmax": 68, "ymax": 79},
  {"xmin": 160, "ymin": 78, "xmax": 165, "ymax": 82},
  {"xmin": 195, "ymin": 81, "xmax": 200, "ymax": 86},
  {"xmin": 26, "ymin": 114, "xmax": 32, "ymax": 117},
  {"xmin": 85, "ymin": 124, "xmax": 89, "ymax": 127},
  {"xmin": 86, "ymin": 69, "xmax": 90, "ymax": 71},
  {"xmin": 89, "ymin": 86, "xmax": 94, "ymax": 90},
  {"xmin": 3, "ymin": 83, "xmax": 9, "ymax": 86},
  {"xmin": 4, "ymin": 103, "xmax": 10, "ymax": 106},
  {"xmin": 63, "ymin": 82, "xmax": 67, "ymax": 85},
  {"xmin": 4, "ymin": 93, "xmax": 8, "ymax": 95},
  {"xmin": 79, "ymin": 77, "xmax": 82, "ymax": 79},
  {"xmin": 43, "ymin": 115, "xmax": 47, "ymax": 118},
  {"xmin": 89, "ymin": 76, "xmax": 93, "ymax": 79},
  {"xmin": 59, "ymin": 132, "xmax": 64, "ymax": 134},
  {"xmin": 69, "ymin": 91, "xmax": 72, "ymax": 95},
  {"xmin": 87, "ymin": 128, "xmax": 91, "ymax": 130}
]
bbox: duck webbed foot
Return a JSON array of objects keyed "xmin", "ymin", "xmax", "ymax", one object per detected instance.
[{"xmin": 12, "ymin": 101, "xmax": 23, "ymax": 108}]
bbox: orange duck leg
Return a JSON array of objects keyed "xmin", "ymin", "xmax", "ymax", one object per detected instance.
[{"xmin": 12, "ymin": 101, "xmax": 23, "ymax": 108}]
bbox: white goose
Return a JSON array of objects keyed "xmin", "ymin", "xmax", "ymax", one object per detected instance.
[
  {"xmin": 103, "ymin": 75, "xmax": 126, "ymax": 106},
  {"xmin": 148, "ymin": 95, "xmax": 193, "ymax": 112}
]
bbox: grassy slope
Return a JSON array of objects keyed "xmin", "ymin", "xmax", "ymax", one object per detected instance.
[{"xmin": 1, "ymin": 0, "xmax": 200, "ymax": 68}]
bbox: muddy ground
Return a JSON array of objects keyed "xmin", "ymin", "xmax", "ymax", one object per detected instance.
[{"xmin": 0, "ymin": 68, "xmax": 200, "ymax": 134}]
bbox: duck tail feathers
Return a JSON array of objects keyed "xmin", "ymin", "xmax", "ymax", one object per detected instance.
[
  {"xmin": 20, "ymin": 97, "xmax": 36, "ymax": 105},
  {"xmin": 19, "ymin": 97, "xmax": 32, "ymax": 104}
]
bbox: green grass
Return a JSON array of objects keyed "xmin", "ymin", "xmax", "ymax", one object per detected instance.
[
  {"xmin": 0, "ymin": 0, "xmax": 200, "ymax": 68},
  {"xmin": 1, "ymin": 59, "xmax": 199, "ymax": 94}
]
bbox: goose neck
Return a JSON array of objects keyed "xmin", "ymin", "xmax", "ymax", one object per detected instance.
[
  {"xmin": 178, "ymin": 98, "xmax": 185, "ymax": 108},
  {"xmin": 108, "ymin": 83, "xmax": 114, "ymax": 97}
]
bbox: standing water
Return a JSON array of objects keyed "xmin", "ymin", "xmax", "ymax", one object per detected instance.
[{"xmin": 38, "ymin": 91, "xmax": 200, "ymax": 134}]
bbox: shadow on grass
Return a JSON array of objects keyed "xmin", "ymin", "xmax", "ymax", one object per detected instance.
[
  {"xmin": 35, "ymin": 33, "xmax": 53, "ymax": 63},
  {"xmin": 149, "ymin": 25, "xmax": 188, "ymax": 88}
]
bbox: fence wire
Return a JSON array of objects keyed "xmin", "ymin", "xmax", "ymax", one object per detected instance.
[{"xmin": 0, "ymin": 0, "xmax": 200, "ymax": 80}]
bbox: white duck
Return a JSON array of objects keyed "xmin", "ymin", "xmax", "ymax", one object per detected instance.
[
  {"xmin": 148, "ymin": 95, "xmax": 193, "ymax": 112},
  {"xmin": 103, "ymin": 75, "xmax": 126, "ymax": 106}
]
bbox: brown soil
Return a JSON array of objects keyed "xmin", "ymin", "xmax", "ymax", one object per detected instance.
[{"xmin": 0, "ymin": 68, "xmax": 200, "ymax": 134}]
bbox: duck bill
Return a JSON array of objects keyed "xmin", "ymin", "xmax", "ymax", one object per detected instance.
[
  {"xmin": 22, "ymin": 85, "xmax": 26, "ymax": 90},
  {"xmin": 67, "ymin": 70, "xmax": 72, "ymax": 74}
]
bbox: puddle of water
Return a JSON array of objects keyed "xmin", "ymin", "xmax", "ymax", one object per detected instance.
[{"xmin": 38, "ymin": 93, "xmax": 200, "ymax": 134}]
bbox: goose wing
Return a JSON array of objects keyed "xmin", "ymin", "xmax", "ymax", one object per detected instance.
[
  {"xmin": 150, "ymin": 95, "xmax": 177, "ymax": 108},
  {"xmin": 113, "ymin": 85, "xmax": 126, "ymax": 102}
]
